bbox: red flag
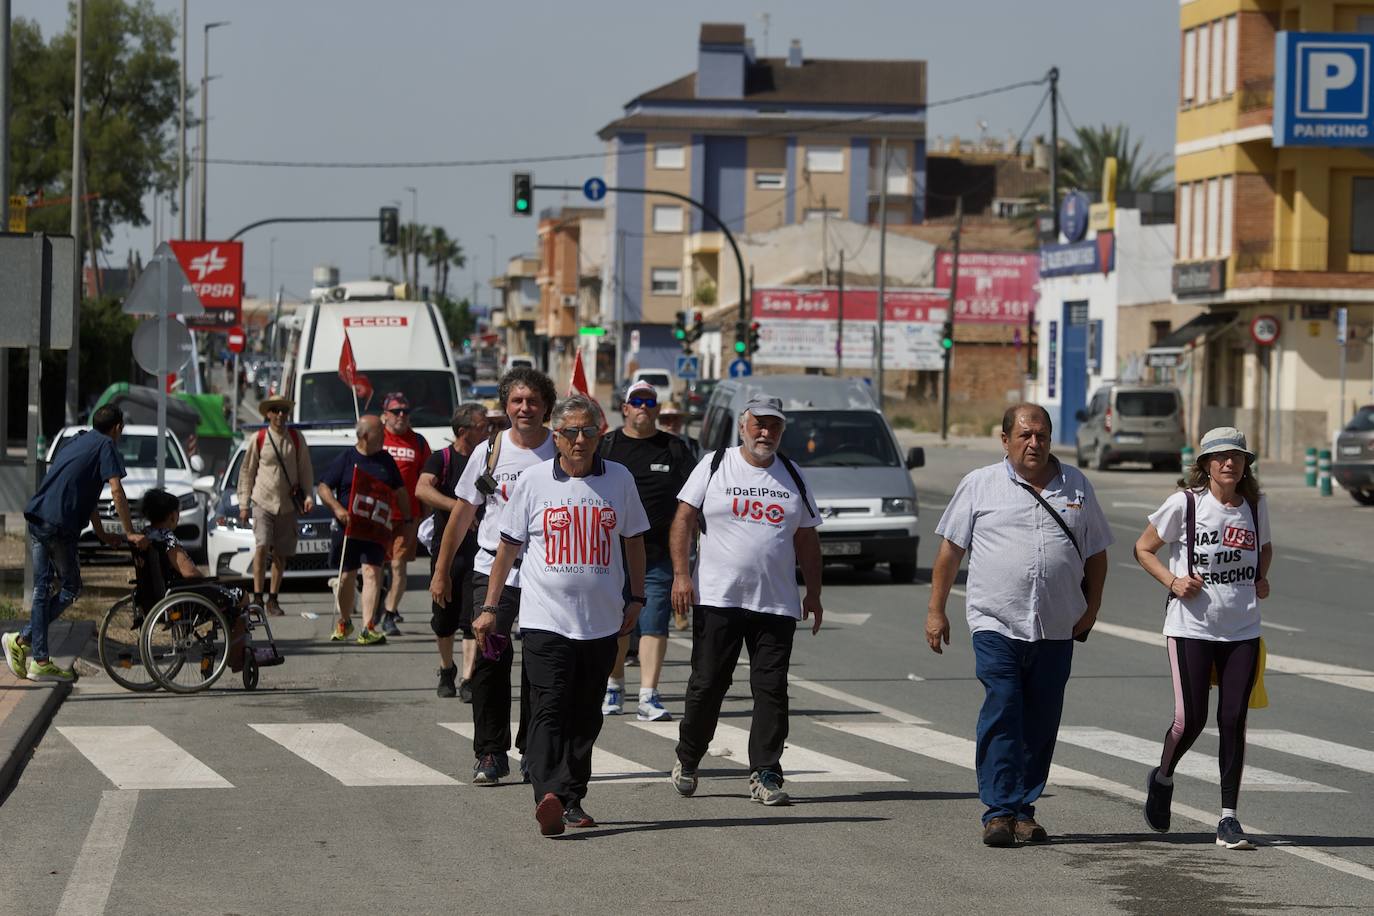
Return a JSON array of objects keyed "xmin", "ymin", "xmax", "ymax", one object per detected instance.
[
  {"xmin": 568, "ymin": 349, "xmax": 590, "ymax": 397},
  {"xmin": 344, "ymin": 467, "xmax": 396, "ymax": 544},
  {"xmin": 338, "ymin": 330, "xmax": 373, "ymax": 402}
]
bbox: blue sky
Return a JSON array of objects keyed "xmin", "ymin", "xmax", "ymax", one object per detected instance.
[{"xmin": 13, "ymin": 0, "xmax": 1177, "ymax": 307}]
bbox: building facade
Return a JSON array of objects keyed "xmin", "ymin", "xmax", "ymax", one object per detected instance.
[{"xmin": 535, "ymin": 208, "xmax": 605, "ymax": 391}]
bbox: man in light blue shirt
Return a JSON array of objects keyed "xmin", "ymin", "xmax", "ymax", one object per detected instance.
[{"xmin": 926, "ymin": 404, "xmax": 1110, "ymax": 847}]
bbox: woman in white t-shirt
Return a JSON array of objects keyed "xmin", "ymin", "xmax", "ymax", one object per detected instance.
[
  {"xmin": 1134, "ymin": 426, "xmax": 1273, "ymax": 851},
  {"xmin": 484, "ymin": 393, "xmax": 649, "ymax": 838}
]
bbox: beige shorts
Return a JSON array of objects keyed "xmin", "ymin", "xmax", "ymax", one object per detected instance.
[{"xmin": 252, "ymin": 507, "xmax": 299, "ymax": 558}]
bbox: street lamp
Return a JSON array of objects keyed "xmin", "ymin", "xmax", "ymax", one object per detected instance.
[
  {"xmin": 487, "ymin": 233, "xmax": 497, "ymax": 312},
  {"xmin": 198, "ymin": 20, "xmax": 229, "ymax": 239},
  {"xmin": 403, "ymin": 186, "xmax": 418, "ymax": 299},
  {"xmin": 269, "ymin": 236, "xmax": 277, "ymax": 295}
]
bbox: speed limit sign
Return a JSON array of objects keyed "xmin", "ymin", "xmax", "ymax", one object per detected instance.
[{"xmin": 1249, "ymin": 314, "xmax": 1280, "ymax": 346}]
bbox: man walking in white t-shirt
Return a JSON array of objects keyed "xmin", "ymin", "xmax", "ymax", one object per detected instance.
[{"xmin": 668, "ymin": 393, "xmax": 824, "ymax": 806}]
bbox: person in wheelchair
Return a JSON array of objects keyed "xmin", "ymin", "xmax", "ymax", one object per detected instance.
[{"xmin": 140, "ymin": 489, "xmax": 250, "ymax": 672}]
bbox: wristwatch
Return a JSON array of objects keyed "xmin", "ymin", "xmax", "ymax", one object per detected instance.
[
  {"xmin": 477, "ymin": 604, "xmax": 499, "ymax": 615},
  {"xmin": 627, "ymin": 595, "xmax": 646, "ymax": 605}
]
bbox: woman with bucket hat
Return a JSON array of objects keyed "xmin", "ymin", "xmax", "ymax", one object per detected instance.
[
  {"xmin": 238, "ymin": 395, "xmax": 314, "ymax": 615},
  {"xmin": 1133, "ymin": 426, "xmax": 1273, "ymax": 850}
]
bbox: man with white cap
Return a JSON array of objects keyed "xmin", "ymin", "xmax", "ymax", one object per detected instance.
[
  {"xmin": 668, "ymin": 392, "xmax": 824, "ymax": 807},
  {"xmin": 237, "ymin": 395, "xmax": 314, "ymax": 615}
]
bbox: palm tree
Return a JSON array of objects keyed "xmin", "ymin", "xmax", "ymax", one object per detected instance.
[
  {"xmin": 385, "ymin": 222, "xmax": 430, "ymax": 294},
  {"xmin": 1059, "ymin": 123, "xmax": 1172, "ymax": 195},
  {"xmin": 427, "ymin": 227, "xmax": 466, "ymax": 300}
]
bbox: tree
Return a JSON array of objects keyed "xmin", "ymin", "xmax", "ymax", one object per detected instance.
[
  {"xmin": 426, "ymin": 227, "xmax": 466, "ymax": 300},
  {"xmin": 386, "ymin": 222, "xmax": 430, "ymax": 294},
  {"xmin": 1058, "ymin": 123, "xmax": 1172, "ymax": 195}
]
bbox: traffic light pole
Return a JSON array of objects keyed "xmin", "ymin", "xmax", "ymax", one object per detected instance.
[
  {"xmin": 941, "ymin": 196, "xmax": 963, "ymax": 442},
  {"xmin": 228, "ymin": 215, "xmax": 379, "ymax": 241},
  {"xmin": 535, "ymin": 184, "xmax": 750, "ymax": 325}
]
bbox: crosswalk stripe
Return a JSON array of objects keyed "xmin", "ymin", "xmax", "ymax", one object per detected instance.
[
  {"xmin": 438, "ymin": 722, "xmax": 663, "ymax": 783},
  {"xmin": 816, "ymin": 720, "xmax": 1374, "ymax": 884},
  {"xmin": 1217, "ymin": 729, "xmax": 1374, "ymax": 775},
  {"xmin": 57, "ymin": 726, "xmax": 232, "ymax": 790},
  {"xmin": 249, "ymin": 723, "xmax": 459, "ymax": 787},
  {"xmin": 825, "ymin": 612, "xmax": 872, "ymax": 626},
  {"xmin": 629, "ymin": 718, "xmax": 903, "ymax": 783},
  {"xmin": 1057, "ymin": 727, "xmax": 1343, "ymax": 793}
]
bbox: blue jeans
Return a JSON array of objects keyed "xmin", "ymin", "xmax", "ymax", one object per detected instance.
[
  {"xmin": 635, "ymin": 557, "xmax": 674, "ymax": 637},
  {"xmin": 971, "ymin": 630, "xmax": 1074, "ymax": 824},
  {"xmin": 22, "ymin": 521, "xmax": 82, "ymax": 662}
]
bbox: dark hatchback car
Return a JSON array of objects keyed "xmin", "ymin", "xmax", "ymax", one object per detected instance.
[{"xmin": 1334, "ymin": 405, "xmax": 1374, "ymax": 505}]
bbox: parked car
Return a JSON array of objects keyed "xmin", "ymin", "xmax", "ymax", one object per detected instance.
[
  {"xmin": 1074, "ymin": 384, "xmax": 1185, "ymax": 471},
  {"xmin": 1333, "ymin": 404, "xmax": 1374, "ymax": 506},
  {"xmin": 696, "ymin": 375, "xmax": 924, "ymax": 582},
  {"xmin": 206, "ymin": 428, "xmax": 357, "ymax": 581},
  {"xmin": 45, "ymin": 425, "xmax": 217, "ymax": 561},
  {"xmin": 685, "ymin": 378, "xmax": 718, "ymax": 418},
  {"xmin": 470, "ymin": 382, "xmax": 501, "ymax": 412}
]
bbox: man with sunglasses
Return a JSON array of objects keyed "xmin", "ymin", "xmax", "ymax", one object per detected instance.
[
  {"xmin": 379, "ymin": 392, "xmax": 432, "ymax": 636},
  {"xmin": 237, "ymin": 395, "xmax": 314, "ymax": 615},
  {"xmin": 596, "ymin": 381, "xmax": 695, "ymax": 720}
]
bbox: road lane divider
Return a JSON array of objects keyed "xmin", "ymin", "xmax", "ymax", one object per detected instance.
[
  {"xmin": 1210, "ymin": 729, "xmax": 1374, "ymax": 775},
  {"xmin": 57, "ymin": 726, "xmax": 232, "ymax": 790},
  {"xmin": 56, "ymin": 789, "xmax": 139, "ymax": 916},
  {"xmin": 249, "ymin": 723, "xmax": 459, "ymax": 787}
]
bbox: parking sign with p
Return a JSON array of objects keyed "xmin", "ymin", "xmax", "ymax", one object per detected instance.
[{"xmin": 1276, "ymin": 32, "xmax": 1374, "ymax": 145}]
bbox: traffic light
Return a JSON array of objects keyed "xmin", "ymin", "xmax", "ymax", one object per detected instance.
[
  {"xmin": 733, "ymin": 320, "xmax": 748, "ymax": 354},
  {"xmin": 747, "ymin": 320, "xmax": 762, "ymax": 355},
  {"xmin": 940, "ymin": 320, "xmax": 955, "ymax": 352},
  {"xmin": 379, "ymin": 206, "xmax": 399, "ymax": 246},
  {"xmin": 688, "ymin": 310, "xmax": 704, "ymax": 343},
  {"xmin": 672, "ymin": 311, "xmax": 689, "ymax": 350},
  {"xmin": 512, "ymin": 172, "xmax": 533, "ymax": 216}
]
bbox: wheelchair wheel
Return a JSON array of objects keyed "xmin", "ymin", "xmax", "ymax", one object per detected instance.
[
  {"xmin": 140, "ymin": 594, "xmax": 231, "ymax": 694},
  {"xmin": 98, "ymin": 595, "xmax": 160, "ymax": 692},
  {"xmin": 242, "ymin": 650, "xmax": 259, "ymax": 691}
]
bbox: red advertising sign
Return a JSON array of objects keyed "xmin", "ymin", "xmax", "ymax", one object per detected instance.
[
  {"xmin": 168, "ymin": 240, "xmax": 244, "ymax": 330},
  {"xmin": 934, "ymin": 251, "xmax": 1039, "ymax": 324},
  {"xmin": 752, "ymin": 287, "xmax": 947, "ymax": 322}
]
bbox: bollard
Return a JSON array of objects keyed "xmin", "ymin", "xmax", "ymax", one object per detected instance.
[
  {"xmin": 1318, "ymin": 448, "xmax": 1332, "ymax": 497},
  {"xmin": 1181, "ymin": 445, "xmax": 1194, "ymax": 471},
  {"xmin": 1304, "ymin": 447, "xmax": 1317, "ymax": 487}
]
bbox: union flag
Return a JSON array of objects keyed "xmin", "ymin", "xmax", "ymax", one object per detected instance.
[
  {"xmin": 345, "ymin": 467, "xmax": 395, "ymax": 544},
  {"xmin": 338, "ymin": 330, "xmax": 373, "ymax": 402}
]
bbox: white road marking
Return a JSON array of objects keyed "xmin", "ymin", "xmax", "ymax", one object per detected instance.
[
  {"xmin": 439, "ymin": 722, "xmax": 662, "ymax": 783},
  {"xmin": 1286, "ymin": 555, "xmax": 1314, "ymax": 564},
  {"xmin": 56, "ymin": 789, "xmax": 139, "ymax": 916},
  {"xmin": 1111, "ymin": 501, "xmax": 1158, "ymax": 510},
  {"xmin": 249, "ymin": 723, "xmax": 458, "ymax": 787},
  {"xmin": 1260, "ymin": 620, "xmax": 1304, "ymax": 633},
  {"xmin": 818, "ymin": 721, "xmax": 1374, "ymax": 884},
  {"xmin": 825, "ymin": 612, "xmax": 872, "ymax": 626},
  {"xmin": 1092, "ymin": 621, "xmax": 1374, "ymax": 692},
  {"xmin": 1217, "ymin": 729, "xmax": 1374, "ymax": 775},
  {"xmin": 57, "ymin": 726, "xmax": 232, "ymax": 790},
  {"xmin": 629, "ymin": 718, "xmax": 902, "ymax": 783},
  {"xmin": 1057, "ymin": 727, "xmax": 1342, "ymax": 793}
]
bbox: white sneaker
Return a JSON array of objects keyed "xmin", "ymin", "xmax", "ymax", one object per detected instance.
[
  {"xmin": 636, "ymin": 690, "xmax": 672, "ymax": 721},
  {"xmin": 601, "ymin": 686, "xmax": 623, "ymax": 716}
]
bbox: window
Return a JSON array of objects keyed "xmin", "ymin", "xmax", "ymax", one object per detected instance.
[
  {"xmin": 1196, "ymin": 22, "xmax": 1210, "ymax": 104},
  {"xmin": 1210, "ymin": 18, "xmax": 1225, "ymax": 100},
  {"xmin": 650, "ymin": 268, "xmax": 681, "ymax": 295},
  {"xmin": 1178, "ymin": 184, "xmax": 1193, "ymax": 260},
  {"xmin": 652, "ymin": 205, "xmax": 683, "ymax": 233},
  {"xmin": 755, "ymin": 172, "xmax": 786, "ymax": 190},
  {"xmin": 1224, "ymin": 16, "xmax": 1238, "ymax": 95},
  {"xmin": 805, "ymin": 146, "xmax": 844, "ymax": 173},
  {"xmin": 1220, "ymin": 175, "xmax": 1234, "ymax": 256},
  {"xmin": 803, "ymin": 208, "xmax": 841, "ymax": 221},
  {"xmin": 653, "ymin": 144, "xmax": 685, "ymax": 170},
  {"xmin": 1205, "ymin": 178, "xmax": 1221, "ymax": 258},
  {"xmin": 1182, "ymin": 29, "xmax": 1197, "ymax": 104},
  {"xmin": 1191, "ymin": 181, "xmax": 1205, "ymax": 259},
  {"xmin": 1351, "ymin": 177, "xmax": 1374, "ymax": 253}
]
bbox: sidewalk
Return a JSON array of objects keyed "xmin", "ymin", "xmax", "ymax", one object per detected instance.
[{"xmin": 0, "ymin": 619, "xmax": 95, "ymax": 800}]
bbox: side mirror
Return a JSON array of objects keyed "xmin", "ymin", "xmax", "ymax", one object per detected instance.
[
  {"xmin": 192, "ymin": 475, "xmax": 218, "ymax": 494},
  {"xmin": 905, "ymin": 446, "xmax": 925, "ymax": 470},
  {"xmin": 189, "ymin": 454, "xmax": 206, "ymax": 473},
  {"xmin": 1074, "ymin": 409, "xmax": 1088, "ymax": 423}
]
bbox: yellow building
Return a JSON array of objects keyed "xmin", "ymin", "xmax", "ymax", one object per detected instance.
[{"xmin": 1171, "ymin": 0, "xmax": 1374, "ymax": 460}]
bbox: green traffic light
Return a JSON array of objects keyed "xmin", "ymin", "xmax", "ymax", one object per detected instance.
[
  {"xmin": 941, "ymin": 338, "xmax": 953, "ymax": 350},
  {"xmin": 734, "ymin": 340, "xmax": 747, "ymax": 354},
  {"xmin": 515, "ymin": 199, "xmax": 529, "ymax": 211}
]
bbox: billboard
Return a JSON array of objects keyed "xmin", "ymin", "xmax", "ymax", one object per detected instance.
[
  {"xmin": 168, "ymin": 240, "xmax": 244, "ymax": 330},
  {"xmin": 1039, "ymin": 232, "xmax": 1115, "ymax": 278},
  {"xmin": 934, "ymin": 251, "xmax": 1039, "ymax": 324},
  {"xmin": 750, "ymin": 287, "xmax": 948, "ymax": 370},
  {"xmin": 1274, "ymin": 31, "xmax": 1374, "ymax": 146}
]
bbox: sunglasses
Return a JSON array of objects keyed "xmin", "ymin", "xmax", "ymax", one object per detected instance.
[
  {"xmin": 265, "ymin": 407, "xmax": 285, "ymax": 415},
  {"xmin": 627, "ymin": 397, "xmax": 658, "ymax": 409},
  {"xmin": 386, "ymin": 407, "xmax": 412, "ymax": 416},
  {"xmin": 556, "ymin": 425, "xmax": 600, "ymax": 441}
]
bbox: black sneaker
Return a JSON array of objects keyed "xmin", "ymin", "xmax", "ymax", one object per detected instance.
[
  {"xmin": 562, "ymin": 802, "xmax": 596, "ymax": 828},
  {"xmin": 436, "ymin": 665, "xmax": 458, "ymax": 698},
  {"xmin": 1144, "ymin": 767, "xmax": 1173, "ymax": 833},
  {"xmin": 472, "ymin": 754, "xmax": 501, "ymax": 786},
  {"xmin": 1215, "ymin": 816, "xmax": 1255, "ymax": 850},
  {"xmin": 381, "ymin": 612, "xmax": 402, "ymax": 637},
  {"xmin": 520, "ymin": 755, "xmax": 531, "ymax": 784},
  {"xmin": 458, "ymin": 677, "xmax": 473, "ymax": 703},
  {"xmin": 494, "ymin": 752, "xmax": 511, "ymax": 779}
]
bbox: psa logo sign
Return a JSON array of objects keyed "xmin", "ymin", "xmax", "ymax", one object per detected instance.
[{"xmin": 1276, "ymin": 32, "xmax": 1374, "ymax": 146}]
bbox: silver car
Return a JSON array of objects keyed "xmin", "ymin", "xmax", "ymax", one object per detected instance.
[{"xmin": 1075, "ymin": 384, "xmax": 1186, "ymax": 472}]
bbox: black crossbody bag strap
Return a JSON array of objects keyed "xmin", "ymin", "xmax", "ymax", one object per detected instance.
[
  {"xmin": 1013, "ymin": 480, "xmax": 1081, "ymax": 559},
  {"xmin": 265, "ymin": 429, "xmax": 297, "ymax": 491}
]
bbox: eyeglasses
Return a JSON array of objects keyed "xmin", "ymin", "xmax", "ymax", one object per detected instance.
[
  {"xmin": 627, "ymin": 397, "xmax": 658, "ymax": 409},
  {"xmin": 386, "ymin": 407, "xmax": 411, "ymax": 416},
  {"xmin": 556, "ymin": 425, "xmax": 600, "ymax": 441}
]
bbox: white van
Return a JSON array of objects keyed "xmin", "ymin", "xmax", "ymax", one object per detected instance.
[{"xmin": 287, "ymin": 282, "xmax": 463, "ymax": 450}]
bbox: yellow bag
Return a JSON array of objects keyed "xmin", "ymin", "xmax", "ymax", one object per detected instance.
[{"xmin": 1209, "ymin": 637, "xmax": 1267, "ymax": 709}]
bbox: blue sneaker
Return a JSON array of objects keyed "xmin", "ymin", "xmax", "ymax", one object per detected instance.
[
  {"xmin": 636, "ymin": 690, "xmax": 671, "ymax": 722},
  {"xmin": 601, "ymin": 685, "xmax": 623, "ymax": 716},
  {"xmin": 381, "ymin": 612, "xmax": 402, "ymax": 637},
  {"xmin": 1215, "ymin": 817, "xmax": 1255, "ymax": 850},
  {"xmin": 472, "ymin": 753, "xmax": 501, "ymax": 786}
]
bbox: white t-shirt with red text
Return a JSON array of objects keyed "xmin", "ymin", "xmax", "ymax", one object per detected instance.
[
  {"xmin": 676, "ymin": 448, "xmax": 821, "ymax": 619},
  {"xmin": 498, "ymin": 456, "xmax": 649, "ymax": 639},
  {"xmin": 453, "ymin": 429, "xmax": 557, "ymax": 587}
]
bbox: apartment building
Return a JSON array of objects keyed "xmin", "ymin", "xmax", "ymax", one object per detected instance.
[
  {"xmin": 535, "ymin": 207, "xmax": 605, "ymax": 389},
  {"xmin": 598, "ymin": 23, "xmax": 927, "ymax": 378},
  {"xmin": 1171, "ymin": 0, "xmax": 1374, "ymax": 460}
]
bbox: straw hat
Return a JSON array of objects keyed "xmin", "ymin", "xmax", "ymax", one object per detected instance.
[{"xmin": 257, "ymin": 396, "xmax": 293, "ymax": 418}]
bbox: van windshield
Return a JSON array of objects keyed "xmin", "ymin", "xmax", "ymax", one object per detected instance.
[
  {"xmin": 779, "ymin": 411, "xmax": 899, "ymax": 467},
  {"xmin": 1116, "ymin": 392, "xmax": 1178, "ymax": 417},
  {"xmin": 299, "ymin": 371, "xmax": 458, "ymax": 427}
]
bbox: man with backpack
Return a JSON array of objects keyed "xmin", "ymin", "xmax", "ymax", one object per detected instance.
[
  {"xmin": 667, "ymin": 393, "xmax": 824, "ymax": 807},
  {"xmin": 416, "ymin": 403, "xmax": 490, "ymax": 699},
  {"xmin": 238, "ymin": 396, "xmax": 314, "ymax": 615}
]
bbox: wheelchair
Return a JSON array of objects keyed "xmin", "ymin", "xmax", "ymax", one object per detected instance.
[{"xmin": 97, "ymin": 546, "xmax": 285, "ymax": 694}]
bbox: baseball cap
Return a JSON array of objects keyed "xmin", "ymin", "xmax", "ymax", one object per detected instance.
[
  {"xmin": 625, "ymin": 380, "xmax": 658, "ymax": 402},
  {"xmin": 741, "ymin": 393, "xmax": 785, "ymax": 421},
  {"xmin": 1197, "ymin": 426, "xmax": 1255, "ymax": 464},
  {"xmin": 382, "ymin": 392, "xmax": 410, "ymax": 411}
]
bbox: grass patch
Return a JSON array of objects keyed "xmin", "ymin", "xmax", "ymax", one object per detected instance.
[{"xmin": 884, "ymin": 399, "xmax": 1006, "ymax": 438}]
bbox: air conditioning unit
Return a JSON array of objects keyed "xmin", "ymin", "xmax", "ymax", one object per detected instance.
[{"xmin": 560, "ymin": 294, "xmax": 577, "ymax": 307}]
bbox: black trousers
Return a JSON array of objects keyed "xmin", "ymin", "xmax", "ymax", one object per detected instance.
[
  {"xmin": 521, "ymin": 629, "xmax": 619, "ymax": 805},
  {"xmin": 676, "ymin": 605, "xmax": 797, "ymax": 776},
  {"xmin": 429, "ymin": 546, "xmax": 477, "ymax": 639},
  {"xmin": 468, "ymin": 572, "xmax": 531, "ymax": 758}
]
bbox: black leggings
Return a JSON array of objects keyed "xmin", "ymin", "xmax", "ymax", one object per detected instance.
[{"xmin": 1159, "ymin": 636, "xmax": 1260, "ymax": 809}]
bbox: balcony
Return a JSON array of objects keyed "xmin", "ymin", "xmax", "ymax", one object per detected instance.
[{"xmin": 1238, "ymin": 76, "xmax": 1273, "ymax": 114}]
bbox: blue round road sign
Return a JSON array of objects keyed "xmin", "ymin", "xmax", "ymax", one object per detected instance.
[
  {"xmin": 583, "ymin": 178, "xmax": 607, "ymax": 202},
  {"xmin": 1059, "ymin": 191, "xmax": 1091, "ymax": 243},
  {"xmin": 729, "ymin": 358, "xmax": 752, "ymax": 378}
]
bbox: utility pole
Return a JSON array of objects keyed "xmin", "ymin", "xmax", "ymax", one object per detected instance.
[
  {"xmin": 178, "ymin": 0, "xmax": 186, "ymax": 239},
  {"xmin": 1049, "ymin": 66, "xmax": 1060, "ymax": 237},
  {"xmin": 875, "ymin": 137, "xmax": 890, "ymax": 410},
  {"xmin": 64, "ymin": 0, "xmax": 84, "ymax": 424},
  {"xmin": 821, "ymin": 195, "xmax": 829, "ymax": 286},
  {"xmin": 941, "ymin": 196, "xmax": 964, "ymax": 441},
  {"xmin": 405, "ymin": 185, "xmax": 418, "ymax": 299},
  {"xmin": 1, "ymin": 0, "xmax": 12, "ymax": 452},
  {"xmin": 836, "ymin": 249, "xmax": 844, "ymax": 376},
  {"xmin": 199, "ymin": 20, "xmax": 228, "ymax": 239}
]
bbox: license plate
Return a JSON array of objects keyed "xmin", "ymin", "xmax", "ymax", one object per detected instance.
[
  {"xmin": 820, "ymin": 541, "xmax": 861, "ymax": 557},
  {"xmin": 1341, "ymin": 445, "xmax": 1363, "ymax": 456},
  {"xmin": 298, "ymin": 539, "xmax": 331, "ymax": 555},
  {"xmin": 1115, "ymin": 434, "xmax": 1144, "ymax": 444}
]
